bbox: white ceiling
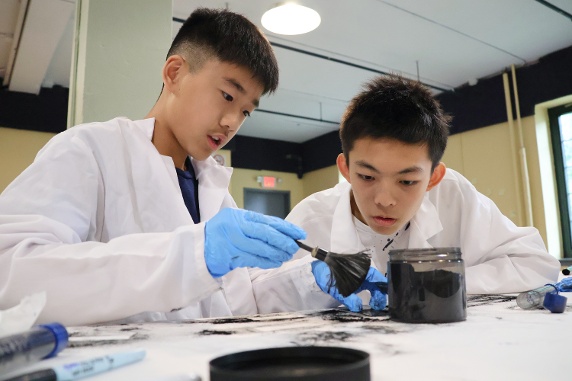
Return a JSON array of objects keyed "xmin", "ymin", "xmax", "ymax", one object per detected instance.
[{"xmin": 1, "ymin": 0, "xmax": 571, "ymax": 143}]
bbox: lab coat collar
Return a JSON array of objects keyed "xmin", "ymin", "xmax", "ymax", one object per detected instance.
[
  {"xmin": 143, "ymin": 117, "xmax": 233, "ymax": 222},
  {"xmin": 408, "ymin": 194, "xmax": 443, "ymax": 248},
  {"xmin": 193, "ymin": 157, "xmax": 233, "ymax": 221},
  {"xmin": 140, "ymin": 117, "xmax": 155, "ymax": 140},
  {"xmin": 330, "ymin": 182, "xmax": 365, "ymax": 254}
]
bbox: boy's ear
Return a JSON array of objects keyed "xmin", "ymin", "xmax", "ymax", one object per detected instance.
[
  {"xmin": 162, "ymin": 55, "xmax": 185, "ymax": 93},
  {"xmin": 336, "ymin": 153, "xmax": 351, "ymax": 182},
  {"xmin": 426, "ymin": 162, "xmax": 446, "ymax": 191}
]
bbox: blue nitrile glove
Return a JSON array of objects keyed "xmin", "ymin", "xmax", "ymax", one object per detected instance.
[
  {"xmin": 204, "ymin": 208, "xmax": 306, "ymax": 277},
  {"xmin": 311, "ymin": 260, "xmax": 387, "ymax": 312},
  {"xmin": 556, "ymin": 276, "xmax": 572, "ymax": 292}
]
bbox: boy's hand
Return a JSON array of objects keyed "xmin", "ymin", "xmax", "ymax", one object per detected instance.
[
  {"xmin": 311, "ymin": 261, "xmax": 387, "ymax": 312},
  {"xmin": 204, "ymin": 208, "xmax": 306, "ymax": 277}
]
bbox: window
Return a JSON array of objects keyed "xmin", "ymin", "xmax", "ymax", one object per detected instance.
[{"xmin": 548, "ymin": 105, "xmax": 572, "ymax": 258}]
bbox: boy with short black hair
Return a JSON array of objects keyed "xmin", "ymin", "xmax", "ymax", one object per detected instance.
[
  {"xmin": 0, "ymin": 8, "xmax": 306, "ymax": 325},
  {"xmin": 265, "ymin": 74, "xmax": 560, "ymax": 313}
]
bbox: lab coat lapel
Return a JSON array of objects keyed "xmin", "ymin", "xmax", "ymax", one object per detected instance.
[
  {"xmin": 122, "ymin": 118, "xmax": 192, "ymax": 231},
  {"xmin": 408, "ymin": 195, "xmax": 443, "ymax": 248},
  {"xmin": 330, "ymin": 183, "xmax": 365, "ymax": 254},
  {"xmin": 194, "ymin": 157, "xmax": 233, "ymax": 221}
]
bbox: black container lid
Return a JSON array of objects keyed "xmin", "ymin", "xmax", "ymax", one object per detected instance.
[
  {"xmin": 210, "ymin": 346, "xmax": 370, "ymax": 381},
  {"xmin": 389, "ymin": 247, "xmax": 462, "ymax": 262}
]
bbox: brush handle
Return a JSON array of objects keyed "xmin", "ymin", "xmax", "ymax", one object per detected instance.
[
  {"xmin": 295, "ymin": 240, "xmax": 313, "ymax": 252},
  {"xmin": 295, "ymin": 240, "xmax": 327, "ymax": 261},
  {"xmin": 374, "ymin": 281, "xmax": 388, "ymax": 294}
]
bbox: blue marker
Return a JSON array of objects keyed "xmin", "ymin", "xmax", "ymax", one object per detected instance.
[
  {"xmin": 0, "ymin": 323, "xmax": 68, "ymax": 375},
  {"xmin": 4, "ymin": 348, "xmax": 146, "ymax": 381}
]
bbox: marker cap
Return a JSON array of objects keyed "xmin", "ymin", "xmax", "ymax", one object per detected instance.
[
  {"xmin": 39, "ymin": 322, "xmax": 69, "ymax": 358},
  {"xmin": 543, "ymin": 292, "xmax": 567, "ymax": 313}
]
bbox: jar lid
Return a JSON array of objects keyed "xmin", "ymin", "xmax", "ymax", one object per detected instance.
[
  {"xmin": 543, "ymin": 292, "xmax": 567, "ymax": 313},
  {"xmin": 210, "ymin": 346, "xmax": 370, "ymax": 381},
  {"xmin": 389, "ymin": 247, "xmax": 462, "ymax": 262},
  {"xmin": 39, "ymin": 322, "xmax": 69, "ymax": 358}
]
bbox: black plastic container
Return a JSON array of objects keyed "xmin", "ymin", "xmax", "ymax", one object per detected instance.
[
  {"xmin": 210, "ymin": 346, "xmax": 370, "ymax": 381},
  {"xmin": 388, "ymin": 247, "xmax": 466, "ymax": 323}
]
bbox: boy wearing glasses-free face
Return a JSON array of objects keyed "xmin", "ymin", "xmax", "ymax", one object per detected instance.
[
  {"xmin": 278, "ymin": 75, "xmax": 560, "ymax": 313},
  {"xmin": 0, "ymin": 8, "xmax": 307, "ymax": 325}
]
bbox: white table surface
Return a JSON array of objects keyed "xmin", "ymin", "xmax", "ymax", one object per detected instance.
[{"xmin": 2, "ymin": 291, "xmax": 571, "ymax": 381}]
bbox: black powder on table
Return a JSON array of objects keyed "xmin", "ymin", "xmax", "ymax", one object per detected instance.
[
  {"xmin": 467, "ymin": 294, "xmax": 515, "ymax": 307},
  {"xmin": 67, "ymin": 332, "xmax": 149, "ymax": 348},
  {"xmin": 313, "ymin": 309, "xmax": 389, "ymax": 323},
  {"xmin": 198, "ymin": 330, "xmax": 235, "ymax": 336},
  {"xmin": 295, "ymin": 331, "xmax": 354, "ymax": 344}
]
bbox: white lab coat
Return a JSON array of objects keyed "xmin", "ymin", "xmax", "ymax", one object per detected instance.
[
  {"xmin": 280, "ymin": 171, "xmax": 560, "ymax": 295},
  {"xmin": 0, "ymin": 117, "xmax": 265, "ymax": 325}
]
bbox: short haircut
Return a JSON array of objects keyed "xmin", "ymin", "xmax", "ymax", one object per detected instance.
[
  {"xmin": 168, "ymin": 8, "xmax": 279, "ymax": 95},
  {"xmin": 339, "ymin": 75, "xmax": 451, "ymax": 170}
]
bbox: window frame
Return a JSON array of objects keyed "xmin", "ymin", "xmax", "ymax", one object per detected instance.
[{"xmin": 548, "ymin": 104, "xmax": 572, "ymax": 258}]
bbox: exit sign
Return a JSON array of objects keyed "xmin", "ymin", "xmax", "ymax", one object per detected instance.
[
  {"xmin": 262, "ymin": 176, "xmax": 276, "ymax": 188},
  {"xmin": 257, "ymin": 176, "xmax": 279, "ymax": 188}
]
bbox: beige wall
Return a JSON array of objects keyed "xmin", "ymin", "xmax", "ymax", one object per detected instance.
[
  {"xmin": 302, "ymin": 165, "xmax": 340, "ymax": 196},
  {"xmin": 441, "ymin": 116, "xmax": 547, "ymax": 245},
  {"xmin": 443, "ymin": 121, "xmax": 524, "ymax": 225},
  {"xmin": 0, "ymin": 127, "xmax": 56, "ymax": 191}
]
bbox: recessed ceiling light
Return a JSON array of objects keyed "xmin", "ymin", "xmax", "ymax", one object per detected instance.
[{"xmin": 261, "ymin": 3, "xmax": 321, "ymax": 35}]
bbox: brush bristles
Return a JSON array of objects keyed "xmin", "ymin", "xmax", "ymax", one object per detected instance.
[
  {"xmin": 296, "ymin": 240, "xmax": 373, "ymax": 297},
  {"xmin": 324, "ymin": 251, "xmax": 372, "ymax": 297}
]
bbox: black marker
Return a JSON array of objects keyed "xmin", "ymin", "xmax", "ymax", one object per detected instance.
[{"xmin": 563, "ymin": 265, "xmax": 572, "ymax": 276}]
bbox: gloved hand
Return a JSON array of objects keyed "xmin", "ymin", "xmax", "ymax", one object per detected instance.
[
  {"xmin": 311, "ymin": 260, "xmax": 387, "ymax": 312},
  {"xmin": 556, "ymin": 276, "xmax": 572, "ymax": 292},
  {"xmin": 204, "ymin": 208, "xmax": 306, "ymax": 277}
]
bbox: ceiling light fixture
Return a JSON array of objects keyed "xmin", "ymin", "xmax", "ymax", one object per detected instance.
[{"xmin": 261, "ymin": 3, "xmax": 321, "ymax": 35}]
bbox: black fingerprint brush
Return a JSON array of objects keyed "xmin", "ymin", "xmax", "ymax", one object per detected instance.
[{"xmin": 296, "ymin": 240, "xmax": 372, "ymax": 297}]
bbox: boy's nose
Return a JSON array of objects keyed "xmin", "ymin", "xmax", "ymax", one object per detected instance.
[
  {"xmin": 374, "ymin": 187, "xmax": 396, "ymax": 207},
  {"xmin": 221, "ymin": 111, "xmax": 245, "ymax": 131}
]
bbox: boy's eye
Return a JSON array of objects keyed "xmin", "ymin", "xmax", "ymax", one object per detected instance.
[
  {"xmin": 401, "ymin": 180, "xmax": 418, "ymax": 186},
  {"xmin": 243, "ymin": 110, "xmax": 251, "ymax": 117},
  {"xmin": 222, "ymin": 92, "xmax": 233, "ymax": 102},
  {"xmin": 358, "ymin": 174, "xmax": 374, "ymax": 181}
]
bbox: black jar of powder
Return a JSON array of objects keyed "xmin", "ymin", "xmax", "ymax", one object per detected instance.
[{"xmin": 387, "ymin": 247, "xmax": 466, "ymax": 323}]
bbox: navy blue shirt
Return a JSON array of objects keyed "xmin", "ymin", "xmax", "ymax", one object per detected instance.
[{"xmin": 176, "ymin": 158, "xmax": 200, "ymax": 224}]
